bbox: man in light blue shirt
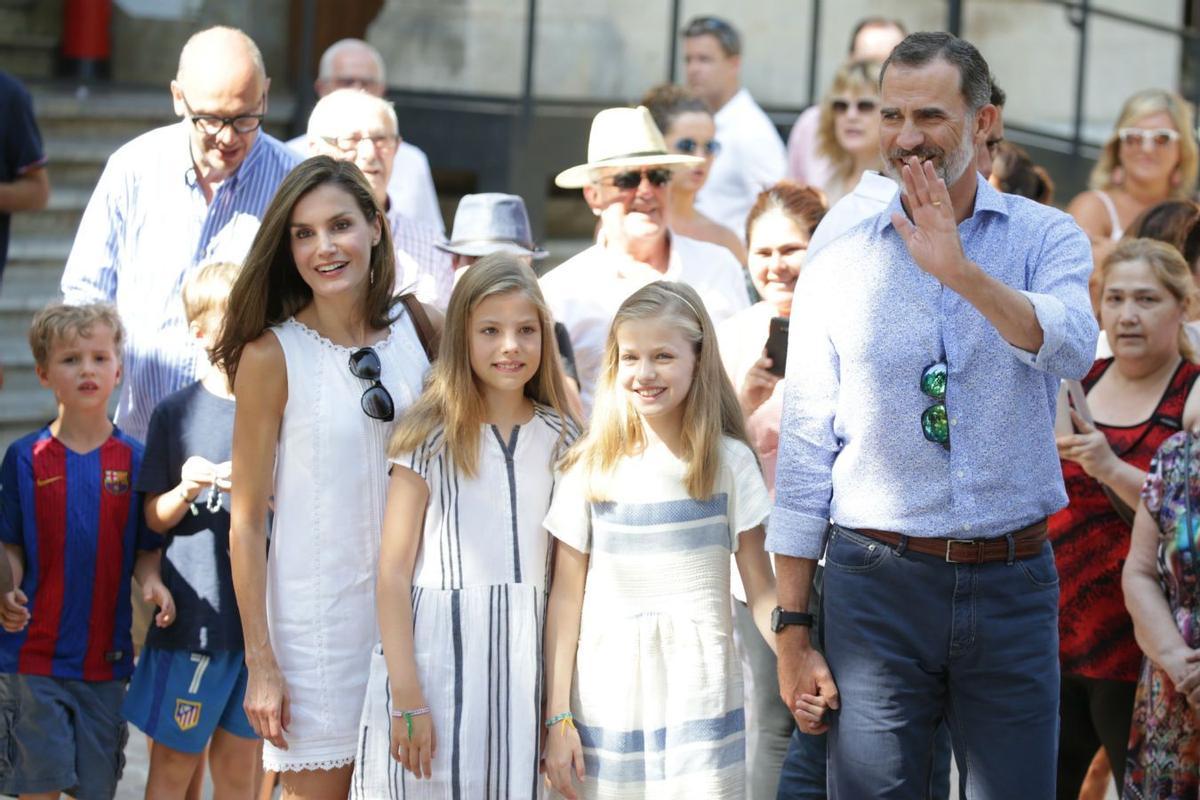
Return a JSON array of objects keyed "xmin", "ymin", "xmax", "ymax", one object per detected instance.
[
  {"xmin": 768, "ymin": 33, "xmax": 1096, "ymax": 798},
  {"xmin": 61, "ymin": 26, "xmax": 299, "ymax": 440}
]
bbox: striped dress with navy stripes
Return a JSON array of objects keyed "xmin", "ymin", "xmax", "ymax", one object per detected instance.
[
  {"xmin": 543, "ymin": 437, "xmax": 771, "ymax": 799},
  {"xmin": 352, "ymin": 405, "xmax": 578, "ymax": 799}
]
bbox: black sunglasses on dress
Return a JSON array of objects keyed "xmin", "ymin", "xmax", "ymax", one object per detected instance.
[
  {"xmin": 349, "ymin": 347, "xmax": 394, "ymax": 422},
  {"xmin": 604, "ymin": 168, "xmax": 673, "ymax": 190}
]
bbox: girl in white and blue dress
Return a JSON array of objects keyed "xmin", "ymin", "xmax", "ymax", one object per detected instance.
[
  {"xmin": 542, "ymin": 281, "xmax": 778, "ymax": 800},
  {"xmin": 352, "ymin": 254, "xmax": 580, "ymax": 798}
]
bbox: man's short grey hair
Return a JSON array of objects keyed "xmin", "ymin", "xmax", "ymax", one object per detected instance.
[
  {"xmin": 307, "ymin": 88, "xmax": 398, "ymax": 138},
  {"xmin": 681, "ymin": 16, "xmax": 741, "ymax": 57},
  {"xmin": 881, "ymin": 31, "xmax": 992, "ymax": 114},
  {"xmin": 177, "ymin": 26, "xmax": 265, "ymax": 81},
  {"xmin": 318, "ymin": 38, "xmax": 386, "ymax": 82}
]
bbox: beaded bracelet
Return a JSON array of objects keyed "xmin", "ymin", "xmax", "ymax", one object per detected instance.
[
  {"xmin": 545, "ymin": 711, "xmax": 575, "ymax": 737},
  {"xmin": 391, "ymin": 706, "xmax": 431, "ymax": 740}
]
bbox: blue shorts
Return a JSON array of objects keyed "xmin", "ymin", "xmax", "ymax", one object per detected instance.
[
  {"xmin": 0, "ymin": 672, "xmax": 128, "ymax": 800},
  {"xmin": 122, "ymin": 648, "xmax": 256, "ymax": 754}
]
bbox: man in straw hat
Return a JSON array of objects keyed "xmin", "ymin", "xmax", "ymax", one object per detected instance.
[{"xmin": 540, "ymin": 105, "xmax": 750, "ymax": 412}]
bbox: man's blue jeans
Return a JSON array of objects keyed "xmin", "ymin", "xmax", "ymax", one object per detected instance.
[
  {"xmin": 819, "ymin": 524, "xmax": 1060, "ymax": 799},
  {"xmin": 776, "ymin": 717, "xmax": 953, "ymax": 799}
]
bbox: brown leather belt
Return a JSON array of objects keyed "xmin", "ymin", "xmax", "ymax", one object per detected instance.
[{"xmin": 853, "ymin": 520, "xmax": 1048, "ymax": 564}]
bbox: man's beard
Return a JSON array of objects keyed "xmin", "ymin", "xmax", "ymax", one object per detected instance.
[{"xmin": 882, "ymin": 118, "xmax": 976, "ymax": 190}]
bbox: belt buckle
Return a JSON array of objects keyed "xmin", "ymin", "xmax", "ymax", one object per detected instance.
[{"xmin": 945, "ymin": 539, "xmax": 979, "ymax": 563}]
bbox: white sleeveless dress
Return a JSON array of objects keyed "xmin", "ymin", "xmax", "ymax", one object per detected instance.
[{"xmin": 263, "ymin": 313, "xmax": 429, "ymax": 772}]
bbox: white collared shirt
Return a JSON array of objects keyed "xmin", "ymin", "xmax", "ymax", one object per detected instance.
[
  {"xmin": 694, "ymin": 87, "xmax": 787, "ymax": 237},
  {"xmin": 805, "ymin": 170, "xmax": 899, "ymax": 259},
  {"xmin": 540, "ymin": 232, "xmax": 751, "ymax": 413}
]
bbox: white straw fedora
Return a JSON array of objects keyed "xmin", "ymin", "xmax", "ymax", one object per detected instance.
[{"xmin": 554, "ymin": 106, "xmax": 704, "ymax": 189}]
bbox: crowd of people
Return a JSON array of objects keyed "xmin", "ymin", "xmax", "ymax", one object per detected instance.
[{"xmin": 0, "ymin": 12, "xmax": 1198, "ymax": 800}]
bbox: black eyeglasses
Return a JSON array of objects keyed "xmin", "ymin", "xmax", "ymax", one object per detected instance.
[
  {"xmin": 349, "ymin": 347, "xmax": 394, "ymax": 422},
  {"xmin": 920, "ymin": 362, "xmax": 949, "ymax": 449},
  {"xmin": 673, "ymin": 138, "xmax": 721, "ymax": 157},
  {"xmin": 604, "ymin": 168, "xmax": 673, "ymax": 190},
  {"xmin": 831, "ymin": 98, "xmax": 878, "ymax": 115},
  {"xmin": 180, "ymin": 91, "xmax": 266, "ymax": 135}
]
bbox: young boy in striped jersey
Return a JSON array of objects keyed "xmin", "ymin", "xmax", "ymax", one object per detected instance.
[
  {"xmin": 121, "ymin": 262, "xmax": 260, "ymax": 798},
  {"xmin": 0, "ymin": 302, "xmax": 174, "ymax": 799}
]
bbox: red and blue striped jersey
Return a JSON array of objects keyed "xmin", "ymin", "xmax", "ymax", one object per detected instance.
[{"xmin": 0, "ymin": 426, "xmax": 160, "ymax": 680}]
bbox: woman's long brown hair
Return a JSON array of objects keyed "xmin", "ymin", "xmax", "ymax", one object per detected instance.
[{"xmin": 212, "ymin": 156, "xmax": 399, "ymax": 386}]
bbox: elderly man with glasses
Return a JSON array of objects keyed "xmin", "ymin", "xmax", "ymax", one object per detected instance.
[
  {"xmin": 287, "ymin": 38, "xmax": 444, "ymax": 235},
  {"xmin": 61, "ymin": 25, "xmax": 299, "ymax": 441},
  {"xmin": 540, "ymin": 105, "xmax": 750, "ymax": 412},
  {"xmin": 306, "ymin": 89, "xmax": 452, "ymax": 308}
]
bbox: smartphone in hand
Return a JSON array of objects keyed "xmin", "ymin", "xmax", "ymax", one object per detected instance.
[{"xmin": 766, "ymin": 317, "xmax": 789, "ymax": 377}]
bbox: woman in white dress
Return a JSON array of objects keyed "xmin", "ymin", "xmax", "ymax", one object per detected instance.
[
  {"xmin": 352, "ymin": 255, "xmax": 578, "ymax": 797},
  {"xmin": 214, "ymin": 156, "xmax": 436, "ymax": 796}
]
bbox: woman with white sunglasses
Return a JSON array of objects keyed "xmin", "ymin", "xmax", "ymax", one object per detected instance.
[{"xmin": 1068, "ymin": 89, "xmax": 1198, "ymax": 311}]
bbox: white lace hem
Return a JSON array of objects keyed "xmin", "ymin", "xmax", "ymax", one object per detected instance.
[{"xmin": 262, "ymin": 754, "xmax": 355, "ymax": 773}]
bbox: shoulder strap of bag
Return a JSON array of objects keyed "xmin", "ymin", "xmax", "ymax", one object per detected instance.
[{"xmin": 398, "ymin": 293, "xmax": 439, "ymax": 362}]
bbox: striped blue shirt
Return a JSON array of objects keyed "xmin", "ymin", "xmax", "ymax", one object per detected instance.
[
  {"xmin": 767, "ymin": 175, "xmax": 1099, "ymax": 560},
  {"xmin": 61, "ymin": 123, "xmax": 300, "ymax": 440}
]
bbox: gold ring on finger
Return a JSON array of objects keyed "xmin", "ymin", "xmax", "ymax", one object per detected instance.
[{"xmin": 931, "ymin": 200, "xmax": 943, "ymax": 207}]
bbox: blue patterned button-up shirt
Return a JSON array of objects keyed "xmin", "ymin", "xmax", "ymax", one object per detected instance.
[
  {"xmin": 61, "ymin": 123, "xmax": 300, "ymax": 440},
  {"xmin": 767, "ymin": 175, "xmax": 1098, "ymax": 560}
]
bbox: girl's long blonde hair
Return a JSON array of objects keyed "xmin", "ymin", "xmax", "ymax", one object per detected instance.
[
  {"xmin": 388, "ymin": 254, "xmax": 578, "ymax": 476},
  {"xmin": 561, "ymin": 281, "xmax": 751, "ymax": 500}
]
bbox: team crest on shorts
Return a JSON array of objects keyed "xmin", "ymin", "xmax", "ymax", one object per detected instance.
[
  {"xmin": 174, "ymin": 699, "xmax": 202, "ymax": 731},
  {"xmin": 103, "ymin": 469, "xmax": 129, "ymax": 495}
]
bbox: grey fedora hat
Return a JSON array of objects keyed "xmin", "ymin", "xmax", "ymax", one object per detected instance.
[{"xmin": 435, "ymin": 193, "xmax": 549, "ymax": 260}]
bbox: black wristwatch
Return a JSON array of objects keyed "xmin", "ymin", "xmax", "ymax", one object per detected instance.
[{"xmin": 771, "ymin": 606, "xmax": 814, "ymax": 633}]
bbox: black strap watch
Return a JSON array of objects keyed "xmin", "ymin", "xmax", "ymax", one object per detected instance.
[{"xmin": 771, "ymin": 606, "xmax": 814, "ymax": 633}]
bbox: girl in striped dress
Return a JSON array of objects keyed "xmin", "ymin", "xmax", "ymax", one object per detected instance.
[
  {"xmin": 352, "ymin": 254, "xmax": 579, "ymax": 798},
  {"xmin": 542, "ymin": 282, "xmax": 778, "ymax": 800}
]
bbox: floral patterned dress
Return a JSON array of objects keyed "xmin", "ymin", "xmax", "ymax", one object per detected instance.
[{"xmin": 1125, "ymin": 430, "xmax": 1200, "ymax": 799}]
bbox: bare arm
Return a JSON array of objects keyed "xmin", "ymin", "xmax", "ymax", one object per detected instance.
[
  {"xmin": 230, "ymin": 333, "xmax": 289, "ymax": 749},
  {"xmin": 1066, "ymin": 190, "xmax": 1115, "ymax": 309},
  {"xmin": 543, "ymin": 541, "xmax": 589, "ymax": 799},
  {"xmin": 735, "ymin": 526, "xmax": 777, "ymax": 652},
  {"xmin": 377, "ymin": 465, "xmax": 437, "ymax": 776},
  {"xmin": 0, "ymin": 167, "xmax": 48, "ymax": 214},
  {"xmin": 0, "ymin": 544, "xmax": 28, "ymax": 632},
  {"xmin": 774, "ymin": 555, "xmax": 839, "ymax": 734},
  {"xmin": 144, "ymin": 456, "xmax": 220, "ymax": 533},
  {"xmin": 133, "ymin": 549, "xmax": 174, "ymax": 628},
  {"xmin": 0, "ymin": 541, "xmax": 13, "ymax": 597},
  {"xmin": 1122, "ymin": 499, "xmax": 1200, "ymax": 688}
]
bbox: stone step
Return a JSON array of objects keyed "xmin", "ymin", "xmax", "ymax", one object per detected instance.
[
  {"xmin": 0, "ymin": 33, "xmax": 56, "ymax": 80},
  {"xmin": 0, "ymin": 388, "xmax": 57, "ymax": 452},
  {"xmin": 2, "ymin": 262, "xmax": 64, "ymax": 299},
  {"xmin": 10, "ymin": 185, "xmax": 89, "ymax": 238},
  {"xmin": 1, "ymin": 347, "xmax": 42, "ymax": 394}
]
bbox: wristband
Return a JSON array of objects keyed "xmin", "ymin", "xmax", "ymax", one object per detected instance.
[
  {"xmin": 176, "ymin": 485, "xmax": 199, "ymax": 516},
  {"xmin": 545, "ymin": 711, "xmax": 575, "ymax": 737},
  {"xmin": 390, "ymin": 705, "xmax": 431, "ymax": 740}
]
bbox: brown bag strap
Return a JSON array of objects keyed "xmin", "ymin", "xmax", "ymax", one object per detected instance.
[{"xmin": 398, "ymin": 293, "xmax": 438, "ymax": 362}]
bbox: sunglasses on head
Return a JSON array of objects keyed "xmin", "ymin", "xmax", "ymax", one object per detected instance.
[
  {"xmin": 920, "ymin": 362, "xmax": 949, "ymax": 449},
  {"xmin": 348, "ymin": 347, "xmax": 395, "ymax": 422},
  {"xmin": 831, "ymin": 98, "xmax": 878, "ymax": 115},
  {"xmin": 673, "ymin": 138, "xmax": 721, "ymax": 157},
  {"xmin": 605, "ymin": 168, "xmax": 673, "ymax": 190},
  {"xmin": 1118, "ymin": 127, "xmax": 1180, "ymax": 149}
]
